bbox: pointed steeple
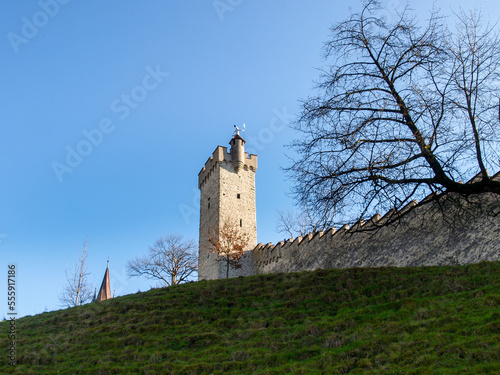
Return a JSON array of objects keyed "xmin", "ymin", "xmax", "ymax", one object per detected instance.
[{"xmin": 96, "ymin": 260, "xmax": 111, "ymax": 302}]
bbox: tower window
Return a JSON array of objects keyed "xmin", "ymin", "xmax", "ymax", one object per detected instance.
[
  {"xmin": 237, "ymin": 194, "xmax": 241, "ymax": 199},
  {"xmin": 208, "ymin": 202, "xmax": 210, "ymax": 209},
  {"xmin": 240, "ymin": 219, "xmax": 242, "ymax": 227}
]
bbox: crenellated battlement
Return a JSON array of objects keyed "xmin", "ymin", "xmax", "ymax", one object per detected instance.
[
  {"xmin": 250, "ymin": 171, "xmax": 500, "ymax": 275},
  {"xmin": 198, "ymin": 145, "xmax": 257, "ymax": 189}
]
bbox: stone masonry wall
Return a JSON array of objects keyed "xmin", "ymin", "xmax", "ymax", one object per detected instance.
[
  {"xmin": 240, "ymin": 173, "xmax": 500, "ymax": 277},
  {"xmin": 198, "ymin": 158, "xmax": 221, "ymax": 280}
]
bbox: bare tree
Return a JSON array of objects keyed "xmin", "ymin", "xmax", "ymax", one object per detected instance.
[
  {"xmin": 59, "ymin": 238, "xmax": 93, "ymax": 308},
  {"xmin": 276, "ymin": 206, "xmax": 331, "ymax": 238},
  {"xmin": 447, "ymin": 9, "xmax": 500, "ymax": 177},
  {"xmin": 287, "ymin": 0, "xmax": 500, "ymax": 228},
  {"xmin": 208, "ymin": 220, "xmax": 250, "ymax": 279},
  {"xmin": 127, "ymin": 234, "xmax": 198, "ymax": 287}
]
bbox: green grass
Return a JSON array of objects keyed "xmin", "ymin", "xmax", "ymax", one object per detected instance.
[{"xmin": 1, "ymin": 262, "xmax": 500, "ymax": 374}]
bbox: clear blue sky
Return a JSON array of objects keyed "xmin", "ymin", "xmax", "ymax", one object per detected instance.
[{"xmin": 1, "ymin": 0, "xmax": 499, "ymax": 318}]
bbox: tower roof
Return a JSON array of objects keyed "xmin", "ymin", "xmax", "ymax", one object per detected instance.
[
  {"xmin": 230, "ymin": 134, "xmax": 246, "ymax": 144},
  {"xmin": 96, "ymin": 261, "xmax": 111, "ymax": 302}
]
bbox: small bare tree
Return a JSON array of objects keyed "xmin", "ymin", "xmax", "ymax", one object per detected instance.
[
  {"xmin": 127, "ymin": 234, "xmax": 198, "ymax": 287},
  {"xmin": 208, "ymin": 220, "xmax": 250, "ymax": 279},
  {"xmin": 59, "ymin": 238, "xmax": 93, "ymax": 308},
  {"xmin": 276, "ymin": 205, "xmax": 337, "ymax": 238}
]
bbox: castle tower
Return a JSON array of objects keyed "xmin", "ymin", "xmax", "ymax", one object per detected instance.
[{"xmin": 198, "ymin": 133, "xmax": 258, "ymax": 280}]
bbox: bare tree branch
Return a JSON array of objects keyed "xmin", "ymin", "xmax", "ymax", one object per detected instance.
[
  {"xmin": 208, "ymin": 220, "xmax": 249, "ymax": 279},
  {"xmin": 287, "ymin": 0, "xmax": 500, "ymax": 228}
]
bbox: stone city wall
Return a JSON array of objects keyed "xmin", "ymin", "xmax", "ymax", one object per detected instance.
[{"xmin": 243, "ymin": 173, "xmax": 500, "ymax": 276}]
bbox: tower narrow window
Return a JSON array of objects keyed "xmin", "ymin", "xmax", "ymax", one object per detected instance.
[
  {"xmin": 240, "ymin": 219, "xmax": 242, "ymax": 227},
  {"xmin": 237, "ymin": 194, "xmax": 241, "ymax": 199}
]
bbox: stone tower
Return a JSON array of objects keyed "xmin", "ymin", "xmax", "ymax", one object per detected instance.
[{"xmin": 198, "ymin": 133, "xmax": 258, "ymax": 280}]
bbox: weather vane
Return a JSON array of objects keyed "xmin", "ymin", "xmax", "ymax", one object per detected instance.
[{"xmin": 233, "ymin": 123, "xmax": 246, "ymax": 136}]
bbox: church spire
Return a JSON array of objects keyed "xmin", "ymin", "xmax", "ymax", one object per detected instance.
[{"xmin": 96, "ymin": 260, "xmax": 111, "ymax": 302}]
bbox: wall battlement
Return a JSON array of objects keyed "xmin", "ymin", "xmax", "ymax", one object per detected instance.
[
  {"xmin": 198, "ymin": 146, "xmax": 257, "ymax": 189},
  {"xmin": 248, "ymin": 171, "xmax": 500, "ymax": 276}
]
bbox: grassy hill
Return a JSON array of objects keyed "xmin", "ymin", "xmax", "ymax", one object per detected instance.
[{"xmin": 1, "ymin": 262, "xmax": 499, "ymax": 374}]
